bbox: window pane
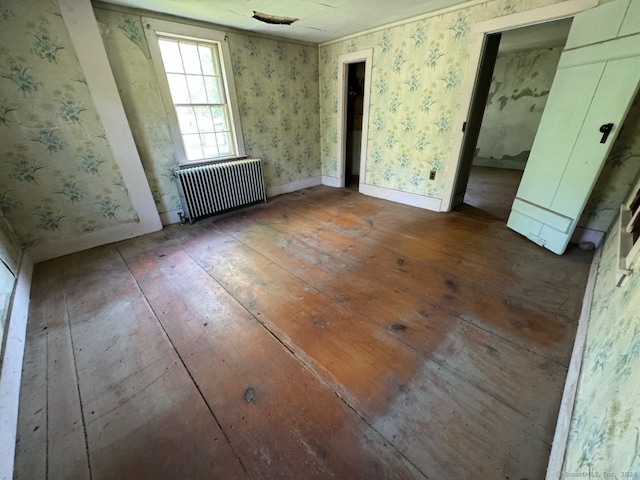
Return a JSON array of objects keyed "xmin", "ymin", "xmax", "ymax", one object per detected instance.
[
  {"xmin": 211, "ymin": 106, "xmax": 228, "ymax": 132},
  {"xmin": 167, "ymin": 74, "xmax": 190, "ymax": 103},
  {"xmin": 183, "ymin": 134, "xmax": 204, "ymax": 160},
  {"xmin": 175, "ymin": 107, "xmax": 198, "ymax": 134},
  {"xmin": 216, "ymin": 132, "xmax": 232, "ymax": 156},
  {"xmin": 204, "ymin": 76, "xmax": 224, "ymax": 104},
  {"xmin": 179, "ymin": 42, "xmax": 202, "ymax": 74},
  {"xmin": 158, "ymin": 40, "xmax": 184, "ymax": 73},
  {"xmin": 193, "ymin": 107, "xmax": 214, "ymax": 133},
  {"xmin": 198, "ymin": 45, "xmax": 219, "ymax": 75},
  {"xmin": 186, "ymin": 75, "xmax": 207, "ymax": 103},
  {"xmin": 201, "ymin": 133, "xmax": 220, "ymax": 158}
]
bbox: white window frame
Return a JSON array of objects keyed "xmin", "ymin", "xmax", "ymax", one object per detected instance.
[
  {"xmin": 617, "ymin": 176, "xmax": 640, "ymax": 286},
  {"xmin": 143, "ymin": 18, "xmax": 246, "ymax": 165}
]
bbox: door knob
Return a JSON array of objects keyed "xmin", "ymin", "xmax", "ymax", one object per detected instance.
[{"xmin": 599, "ymin": 123, "xmax": 614, "ymax": 143}]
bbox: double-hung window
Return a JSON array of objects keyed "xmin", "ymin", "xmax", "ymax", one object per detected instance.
[{"xmin": 144, "ymin": 18, "xmax": 245, "ymax": 164}]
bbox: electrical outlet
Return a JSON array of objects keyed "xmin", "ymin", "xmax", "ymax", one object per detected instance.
[{"xmin": 429, "ymin": 170, "xmax": 436, "ymax": 180}]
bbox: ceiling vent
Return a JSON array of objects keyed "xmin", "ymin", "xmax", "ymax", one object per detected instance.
[{"xmin": 252, "ymin": 11, "xmax": 298, "ymax": 25}]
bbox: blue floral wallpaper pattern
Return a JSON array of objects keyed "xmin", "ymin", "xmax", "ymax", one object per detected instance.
[
  {"xmin": 564, "ymin": 222, "xmax": 640, "ymax": 476},
  {"xmin": 0, "ymin": 0, "xmax": 138, "ymax": 247},
  {"xmin": 95, "ymin": 8, "xmax": 320, "ymax": 216},
  {"xmin": 318, "ymin": 0, "xmax": 613, "ymax": 200}
]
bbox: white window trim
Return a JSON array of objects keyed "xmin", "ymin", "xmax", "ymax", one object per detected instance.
[
  {"xmin": 143, "ymin": 17, "xmax": 246, "ymax": 166},
  {"xmin": 617, "ymin": 176, "xmax": 640, "ymax": 286}
]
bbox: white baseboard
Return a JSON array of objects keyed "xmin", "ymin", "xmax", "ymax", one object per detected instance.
[
  {"xmin": 159, "ymin": 209, "xmax": 183, "ymax": 226},
  {"xmin": 545, "ymin": 244, "xmax": 602, "ymax": 480},
  {"xmin": 571, "ymin": 226, "xmax": 605, "ymax": 248},
  {"xmin": 0, "ymin": 254, "xmax": 33, "ymax": 480},
  {"xmin": 267, "ymin": 176, "xmax": 322, "ymax": 198},
  {"xmin": 359, "ymin": 184, "xmax": 442, "ymax": 212},
  {"xmin": 321, "ymin": 176, "xmax": 341, "ymax": 188},
  {"xmin": 26, "ymin": 221, "xmax": 162, "ymax": 263}
]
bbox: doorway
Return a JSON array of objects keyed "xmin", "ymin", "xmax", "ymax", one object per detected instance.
[
  {"xmin": 336, "ymin": 49, "xmax": 372, "ymax": 189},
  {"xmin": 453, "ymin": 19, "xmax": 572, "ymax": 221},
  {"xmin": 344, "ymin": 62, "xmax": 365, "ymax": 189}
]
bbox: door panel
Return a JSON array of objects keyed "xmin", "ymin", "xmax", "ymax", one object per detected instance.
[
  {"xmin": 619, "ymin": 0, "xmax": 640, "ymax": 37},
  {"xmin": 551, "ymin": 56, "xmax": 640, "ymax": 216},
  {"xmin": 515, "ymin": 62, "xmax": 605, "ymax": 208},
  {"xmin": 507, "ymin": 0, "xmax": 640, "ymax": 255},
  {"xmin": 563, "ymin": 0, "xmax": 629, "ymax": 50}
]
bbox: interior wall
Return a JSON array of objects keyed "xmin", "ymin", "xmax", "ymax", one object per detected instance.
[
  {"xmin": 473, "ymin": 46, "xmax": 563, "ymax": 170},
  {"xmin": 564, "ymin": 219, "xmax": 640, "ymax": 473},
  {"xmin": 319, "ymin": 0, "xmax": 577, "ymax": 200},
  {"xmin": 0, "ymin": 0, "xmax": 139, "ymax": 248},
  {"xmin": 95, "ymin": 7, "xmax": 321, "ymax": 215}
]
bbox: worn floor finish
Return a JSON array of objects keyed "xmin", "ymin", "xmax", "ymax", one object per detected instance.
[{"xmin": 15, "ymin": 185, "xmax": 592, "ymax": 480}]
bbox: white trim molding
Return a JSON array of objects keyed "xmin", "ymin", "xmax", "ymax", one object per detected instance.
[
  {"xmin": 545, "ymin": 243, "xmax": 602, "ymax": 480},
  {"xmin": 336, "ymin": 49, "xmax": 373, "ymax": 190},
  {"xmin": 321, "ymin": 176, "xmax": 341, "ymax": 188},
  {"xmin": 58, "ymin": 0, "xmax": 162, "ymax": 234},
  {"xmin": 266, "ymin": 176, "xmax": 322, "ymax": 198},
  {"xmin": 441, "ymin": 0, "xmax": 599, "ymax": 212},
  {"xmin": 0, "ymin": 254, "xmax": 33, "ymax": 480},
  {"xmin": 359, "ymin": 184, "xmax": 442, "ymax": 211},
  {"xmin": 160, "ymin": 209, "xmax": 184, "ymax": 226},
  {"xmin": 571, "ymin": 226, "xmax": 605, "ymax": 248},
  {"xmin": 26, "ymin": 222, "xmax": 153, "ymax": 263}
]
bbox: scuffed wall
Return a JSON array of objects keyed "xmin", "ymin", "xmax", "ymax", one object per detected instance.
[
  {"xmin": 0, "ymin": 0, "xmax": 138, "ymax": 248},
  {"xmin": 563, "ymin": 221, "xmax": 640, "ymax": 475},
  {"xmin": 318, "ymin": 0, "xmax": 573, "ymax": 199},
  {"xmin": 473, "ymin": 47, "xmax": 562, "ymax": 170},
  {"xmin": 95, "ymin": 7, "xmax": 320, "ymax": 215}
]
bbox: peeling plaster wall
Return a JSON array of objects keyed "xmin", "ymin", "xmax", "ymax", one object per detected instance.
[
  {"xmin": 473, "ymin": 47, "xmax": 562, "ymax": 170},
  {"xmin": 95, "ymin": 7, "xmax": 321, "ymax": 215},
  {"xmin": 0, "ymin": 0, "xmax": 138, "ymax": 248}
]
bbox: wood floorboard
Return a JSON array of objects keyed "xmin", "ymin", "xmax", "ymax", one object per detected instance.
[
  {"xmin": 16, "ymin": 185, "xmax": 592, "ymax": 480},
  {"xmin": 117, "ymin": 230, "xmax": 425, "ymax": 479},
  {"xmin": 205, "ymin": 212, "xmax": 567, "ymax": 431},
  {"xmin": 163, "ymin": 220, "xmax": 553, "ymax": 478}
]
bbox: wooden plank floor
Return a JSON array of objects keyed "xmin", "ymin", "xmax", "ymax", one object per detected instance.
[{"xmin": 15, "ymin": 182, "xmax": 592, "ymax": 480}]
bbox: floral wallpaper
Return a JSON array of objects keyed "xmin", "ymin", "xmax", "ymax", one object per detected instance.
[
  {"xmin": 563, "ymin": 222, "xmax": 640, "ymax": 476},
  {"xmin": 95, "ymin": 8, "xmax": 320, "ymax": 216},
  {"xmin": 318, "ymin": 0, "xmax": 570, "ymax": 198},
  {"xmin": 0, "ymin": 0, "xmax": 138, "ymax": 248},
  {"xmin": 579, "ymin": 91, "xmax": 640, "ymax": 233}
]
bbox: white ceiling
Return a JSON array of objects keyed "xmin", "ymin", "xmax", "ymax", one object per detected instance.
[{"xmin": 99, "ymin": 0, "xmax": 472, "ymax": 44}]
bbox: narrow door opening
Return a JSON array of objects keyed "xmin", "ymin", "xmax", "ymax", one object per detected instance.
[
  {"xmin": 344, "ymin": 62, "xmax": 365, "ymax": 190},
  {"xmin": 453, "ymin": 19, "xmax": 572, "ymax": 221}
]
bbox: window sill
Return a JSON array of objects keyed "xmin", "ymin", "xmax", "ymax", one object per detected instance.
[{"xmin": 177, "ymin": 155, "xmax": 249, "ymax": 169}]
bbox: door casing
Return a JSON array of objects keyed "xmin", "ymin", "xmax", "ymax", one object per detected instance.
[
  {"xmin": 336, "ymin": 49, "xmax": 373, "ymax": 189},
  {"xmin": 441, "ymin": 0, "xmax": 599, "ymax": 212}
]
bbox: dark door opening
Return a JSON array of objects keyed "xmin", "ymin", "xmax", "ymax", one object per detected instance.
[
  {"xmin": 344, "ymin": 62, "xmax": 365, "ymax": 190},
  {"xmin": 452, "ymin": 19, "xmax": 572, "ymax": 222}
]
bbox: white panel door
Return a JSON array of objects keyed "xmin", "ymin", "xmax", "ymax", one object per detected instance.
[{"xmin": 507, "ymin": 0, "xmax": 640, "ymax": 254}]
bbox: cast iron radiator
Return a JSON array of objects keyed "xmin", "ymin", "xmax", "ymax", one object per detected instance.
[{"xmin": 174, "ymin": 158, "xmax": 266, "ymax": 223}]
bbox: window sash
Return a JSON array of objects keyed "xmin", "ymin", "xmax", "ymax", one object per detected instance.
[{"xmin": 144, "ymin": 18, "xmax": 245, "ymax": 165}]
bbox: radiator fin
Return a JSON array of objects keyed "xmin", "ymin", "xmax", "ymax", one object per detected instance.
[{"xmin": 175, "ymin": 158, "xmax": 266, "ymax": 222}]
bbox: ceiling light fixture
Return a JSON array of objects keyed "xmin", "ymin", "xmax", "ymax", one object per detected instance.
[{"xmin": 252, "ymin": 11, "xmax": 298, "ymax": 25}]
